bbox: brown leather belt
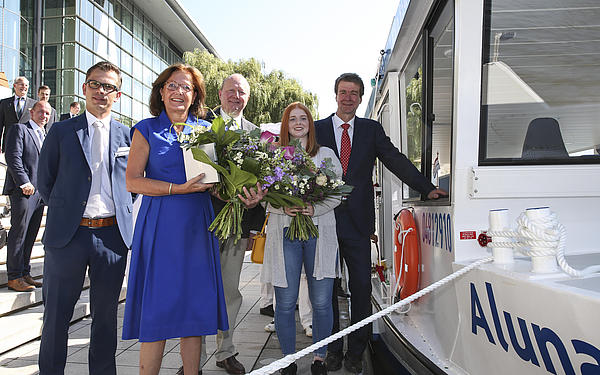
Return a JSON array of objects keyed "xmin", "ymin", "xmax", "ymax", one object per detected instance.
[{"xmin": 80, "ymin": 216, "xmax": 116, "ymax": 228}]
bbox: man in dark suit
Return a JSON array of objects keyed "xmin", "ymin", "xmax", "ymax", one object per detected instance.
[
  {"xmin": 3, "ymin": 101, "xmax": 51, "ymax": 292},
  {"xmin": 315, "ymin": 73, "xmax": 446, "ymax": 373},
  {"xmin": 0, "ymin": 76, "xmax": 37, "ymax": 152},
  {"xmin": 37, "ymin": 85, "xmax": 58, "ymax": 133},
  {"xmin": 37, "ymin": 61, "xmax": 133, "ymax": 375},
  {"xmin": 60, "ymin": 101, "xmax": 81, "ymax": 121}
]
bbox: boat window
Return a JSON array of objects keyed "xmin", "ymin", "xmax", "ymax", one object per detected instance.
[
  {"xmin": 480, "ymin": 1, "xmax": 600, "ymax": 164},
  {"xmin": 428, "ymin": 0, "xmax": 454, "ymax": 196},
  {"xmin": 403, "ymin": 41, "xmax": 423, "ymax": 200}
]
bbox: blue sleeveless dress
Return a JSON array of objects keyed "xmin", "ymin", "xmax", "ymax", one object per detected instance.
[{"xmin": 122, "ymin": 111, "xmax": 228, "ymax": 341}]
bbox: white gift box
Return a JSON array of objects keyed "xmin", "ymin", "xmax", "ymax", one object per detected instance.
[{"xmin": 182, "ymin": 143, "xmax": 220, "ymax": 183}]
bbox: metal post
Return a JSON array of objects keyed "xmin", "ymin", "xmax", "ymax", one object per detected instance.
[{"xmin": 34, "ymin": 0, "xmax": 43, "ymax": 90}]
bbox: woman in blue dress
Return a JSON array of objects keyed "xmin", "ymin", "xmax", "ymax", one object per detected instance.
[{"xmin": 122, "ymin": 63, "xmax": 228, "ymax": 375}]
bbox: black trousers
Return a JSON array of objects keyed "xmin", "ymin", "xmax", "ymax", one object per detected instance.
[
  {"xmin": 329, "ymin": 236, "xmax": 372, "ymax": 358},
  {"xmin": 39, "ymin": 225, "xmax": 128, "ymax": 375},
  {"xmin": 6, "ymin": 191, "xmax": 44, "ymax": 280}
]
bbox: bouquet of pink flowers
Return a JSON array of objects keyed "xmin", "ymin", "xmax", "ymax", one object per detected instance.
[
  {"xmin": 223, "ymin": 130, "xmax": 307, "ymax": 209},
  {"xmin": 283, "ymin": 153, "xmax": 352, "ymax": 241},
  {"xmin": 180, "ymin": 124, "xmax": 352, "ymax": 242},
  {"xmin": 240, "ymin": 131, "xmax": 353, "ymax": 240}
]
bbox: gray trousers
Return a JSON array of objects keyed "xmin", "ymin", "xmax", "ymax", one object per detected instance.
[{"xmin": 201, "ymin": 237, "xmax": 247, "ymax": 364}]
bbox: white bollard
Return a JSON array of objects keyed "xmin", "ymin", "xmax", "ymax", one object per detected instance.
[
  {"xmin": 489, "ymin": 209, "xmax": 514, "ymax": 264},
  {"xmin": 525, "ymin": 207, "xmax": 558, "ymax": 273}
]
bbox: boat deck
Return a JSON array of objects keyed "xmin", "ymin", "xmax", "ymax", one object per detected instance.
[{"xmin": 0, "ymin": 255, "xmax": 360, "ymax": 375}]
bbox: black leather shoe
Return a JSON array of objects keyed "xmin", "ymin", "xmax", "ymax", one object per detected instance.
[
  {"xmin": 175, "ymin": 366, "xmax": 201, "ymax": 375},
  {"xmin": 324, "ymin": 351, "xmax": 343, "ymax": 371},
  {"xmin": 216, "ymin": 354, "xmax": 245, "ymax": 374},
  {"xmin": 260, "ymin": 304, "xmax": 274, "ymax": 317},
  {"xmin": 311, "ymin": 359, "xmax": 328, "ymax": 374},
  {"xmin": 343, "ymin": 353, "xmax": 363, "ymax": 373},
  {"xmin": 280, "ymin": 362, "xmax": 297, "ymax": 375}
]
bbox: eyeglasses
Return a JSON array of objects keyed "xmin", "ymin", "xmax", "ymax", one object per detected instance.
[
  {"xmin": 164, "ymin": 81, "xmax": 194, "ymax": 93},
  {"xmin": 85, "ymin": 80, "xmax": 119, "ymax": 93}
]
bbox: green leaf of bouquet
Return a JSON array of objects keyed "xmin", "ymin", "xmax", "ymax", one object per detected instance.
[
  {"xmin": 320, "ymin": 158, "xmax": 339, "ymax": 178},
  {"xmin": 248, "ymin": 128, "xmax": 262, "ymax": 138},
  {"xmin": 281, "ymin": 195, "xmax": 305, "ymax": 207},
  {"xmin": 265, "ymin": 192, "xmax": 303, "ymax": 208},
  {"xmin": 226, "ymin": 160, "xmax": 258, "ymax": 189},
  {"xmin": 263, "ymin": 195, "xmax": 284, "ymax": 208},
  {"xmin": 219, "ymin": 176, "xmax": 237, "ymax": 201},
  {"xmin": 241, "ymin": 157, "xmax": 260, "ymax": 175},
  {"xmin": 212, "ymin": 116, "xmax": 226, "ymax": 140},
  {"xmin": 195, "ymin": 133, "xmax": 218, "ymax": 147},
  {"xmin": 338, "ymin": 185, "xmax": 354, "ymax": 194},
  {"xmin": 221, "ymin": 130, "xmax": 241, "ymax": 146}
]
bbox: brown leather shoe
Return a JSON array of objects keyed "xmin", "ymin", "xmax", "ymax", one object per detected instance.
[
  {"xmin": 7, "ymin": 278, "xmax": 35, "ymax": 292},
  {"xmin": 23, "ymin": 275, "xmax": 43, "ymax": 287},
  {"xmin": 216, "ymin": 354, "xmax": 245, "ymax": 374}
]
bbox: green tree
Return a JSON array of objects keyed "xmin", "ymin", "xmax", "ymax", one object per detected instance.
[{"xmin": 184, "ymin": 49, "xmax": 319, "ymax": 124}]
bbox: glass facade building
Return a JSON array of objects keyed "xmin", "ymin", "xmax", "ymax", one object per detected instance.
[
  {"xmin": 0, "ymin": 0, "xmax": 217, "ymax": 125},
  {"xmin": 1, "ymin": 1, "xmax": 35, "ymax": 84}
]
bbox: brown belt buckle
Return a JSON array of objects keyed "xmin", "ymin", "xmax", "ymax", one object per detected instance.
[
  {"xmin": 82, "ymin": 217, "xmax": 112, "ymax": 228},
  {"xmin": 88, "ymin": 218, "xmax": 101, "ymax": 229}
]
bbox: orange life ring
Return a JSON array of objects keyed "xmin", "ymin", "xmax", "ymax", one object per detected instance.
[{"xmin": 394, "ymin": 208, "xmax": 421, "ymax": 299}]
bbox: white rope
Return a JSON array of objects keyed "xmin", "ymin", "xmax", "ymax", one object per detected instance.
[
  {"xmin": 393, "ymin": 228, "xmax": 414, "ymax": 314},
  {"xmin": 247, "ymin": 256, "xmax": 494, "ymax": 375},
  {"xmin": 487, "ymin": 211, "xmax": 600, "ymax": 277},
  {"xmin": 393, "ymin": 228, "xmax": 413, "ymax": 297}
]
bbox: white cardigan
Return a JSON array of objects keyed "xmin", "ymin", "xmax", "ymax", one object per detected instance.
[{"xmin": 261, "ymin": 146, "xmax": 342, "ymax": 288}]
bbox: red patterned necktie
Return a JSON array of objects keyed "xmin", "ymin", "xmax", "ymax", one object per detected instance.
[{"xmin": 340, "ymin": 123, "xmax": 351, "ymax": 175}]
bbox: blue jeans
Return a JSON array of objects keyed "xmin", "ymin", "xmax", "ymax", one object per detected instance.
[{"xmin": 274, "ymin": 229, "xmax": 334, "ymax": 358}]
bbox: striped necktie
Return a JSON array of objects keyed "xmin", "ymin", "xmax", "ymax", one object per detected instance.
[{"xmin": 16, "ymin": 98, "xmax": 24, "ymax": 119}]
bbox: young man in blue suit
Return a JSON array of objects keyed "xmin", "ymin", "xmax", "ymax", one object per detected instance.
[
  {"xmin": 315, "ymin": 73, "xmax": 446, "ymax": 373},
  {"xmin": 37, "ymin": 61, "xmax": 133, "ymax": 375},
  {"xmin": 3, "ymin": 101, "xmax": 52, "ymax": 292}
]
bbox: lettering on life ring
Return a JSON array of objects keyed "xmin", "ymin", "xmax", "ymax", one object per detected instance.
[{"xmin": 394, "ymin": 208, "xmax": 421, "ymax": 300}]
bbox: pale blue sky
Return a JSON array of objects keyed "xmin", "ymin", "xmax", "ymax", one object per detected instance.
[{"xmin": 179, "ymin": 0, "xmax": 399, "ymax": 120}]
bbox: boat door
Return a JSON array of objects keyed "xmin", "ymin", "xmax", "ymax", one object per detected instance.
[{"xmin": 372, "ymin": 0, "xmax": 456, "ymax": 297}]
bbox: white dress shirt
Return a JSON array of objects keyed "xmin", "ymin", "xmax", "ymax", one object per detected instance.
[
  {"xmin": 29, "ymin": 120, "xmax": 45, "ymax": 146},
  {"xmin": 14, "ymin": 96, "xmax": 26, "ymax": 114},
  {"xmin": 83, "ymin": 111, "xmax": 115, "ymax": 218},
  {"xmin": 332, "ymin": 114, "xmax": 355, "ymax": 155},
  {"xmin": 18, "ymin": 120, "xmax": 44, "ymax": 190},
  {"xmin": 221, "ymin": 111, "xmax": 244, "ymax": 130}
]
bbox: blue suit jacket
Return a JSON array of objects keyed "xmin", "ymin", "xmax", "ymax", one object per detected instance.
[
  {"xmin": 37, "ymin": 114, "xmax": 133, "ymax": 248},
  {"xmin": 315, "ymin": 115, "xmax": 435, "ymax": 239},
  {"xmin": 2, "ymin": 121, "xmax": 42, "ymax": 196}
]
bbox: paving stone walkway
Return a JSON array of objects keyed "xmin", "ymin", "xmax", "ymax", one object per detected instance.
[{"xmin": 0, "ymin": 255, "xmax": 359, "ymax": 374}]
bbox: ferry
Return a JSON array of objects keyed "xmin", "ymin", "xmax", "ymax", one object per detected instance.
[{"xmin": 366, "ymin": 0, "xmax": 600, "ymax": 374}]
